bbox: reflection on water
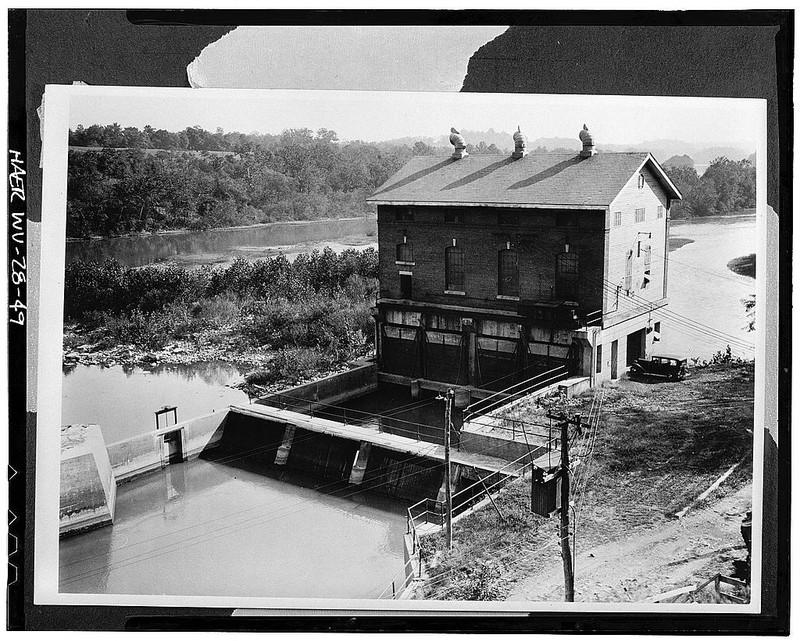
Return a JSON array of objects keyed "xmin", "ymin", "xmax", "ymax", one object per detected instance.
[
  {"xmin": 58, "ymin": 457, "xmax": 408, "ymax": 599},
  {"xmin": 66, "ymin": 217, "xmax": 376, "ymax": 267},
  {"xmin": 61, "ymin": 362, "xmax": 249, "ymax": 444}
]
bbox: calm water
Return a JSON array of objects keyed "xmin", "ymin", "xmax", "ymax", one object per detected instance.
[
  {"xmin": 660, "ymin": 215, "xmax": 756, "ymax": 360},
  {"xmin": 59, "ymin": 458, "xmax": 408, "ymax": 598},
  {"xmin": 66, "ymin": 217, "xmax": 377, "ymax": 268},
  {"xmin": 61, "ymin": 361, "xmax": 250, "ymax": 445}
]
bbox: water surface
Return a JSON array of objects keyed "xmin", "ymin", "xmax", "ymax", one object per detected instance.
[
  {"xmin": 59, "ymin": 458, "xmax": 408, "ymax": 599},
  {"xmin": 61, "ymin": 362, "xmax": 249, "ymax": 444},
  {"xmin": 660, "ymin": 215, "xmax": 756, "ymax": 360}
]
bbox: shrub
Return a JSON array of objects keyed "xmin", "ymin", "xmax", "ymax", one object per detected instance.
[
  {"xmin": 442, "ymin": 560, "xmax": 506, "ymax": 601},
  {"xmin": 64, "ymin": 259, "xmax": 126, "ymax": 318},
  {"xmin": 254, "ymin": 347, "xmax": 334, "ymax": 386}
]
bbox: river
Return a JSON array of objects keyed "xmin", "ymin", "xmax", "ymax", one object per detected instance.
[
  {"xmin": 66, "ymin": 216, "xmax": 377, "ymax": 268},
  {"xmin": 59, "ymin": 458, "xmax": 408, "ymax": 599},
  {"xmin": 659, "ymin": 214, "xmax": 756, "ymax": 361},
  {"xmin": 59, "ymin": 213, "xmax": 756, "ymax": 599}
]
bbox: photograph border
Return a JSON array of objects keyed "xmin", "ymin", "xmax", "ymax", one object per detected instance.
[{"xmin": 8, "ymin": 8, "xmax": 792, "ymax": 633}]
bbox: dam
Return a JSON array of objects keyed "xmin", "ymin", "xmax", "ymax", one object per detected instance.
[{"xmin": 60, "ymin": 360, "xmax": 576, "ymax": 598}]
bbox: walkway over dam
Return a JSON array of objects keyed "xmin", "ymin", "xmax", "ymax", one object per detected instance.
[{"xmin": 231, "ymin": 403, "xmax": 524, "ymax": 478}]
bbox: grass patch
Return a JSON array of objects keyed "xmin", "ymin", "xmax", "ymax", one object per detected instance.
[
  {"xmin": 727, "ymin": 253, "xmax": 755, "ymax": 278},
  {"xmin": 420, "ymin": 362, "xmax": 755, "ymax": 600},
  {"xmin": 668, "ymin": 237, "xmax": 695, "ymax": 252}
]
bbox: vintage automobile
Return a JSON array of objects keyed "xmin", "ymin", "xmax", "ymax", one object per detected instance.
[{"xmin": 628, "ymin": 354, "xmax": 687, "ymax": 381}]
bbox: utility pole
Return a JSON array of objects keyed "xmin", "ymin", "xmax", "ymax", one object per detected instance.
[
  {"xmin": 559, "ymin": 414, "xmax": 574, "ymax": 602},
  {"xmin": 443, "ymin": 388, "xmax": 454, "ymax": 550}
]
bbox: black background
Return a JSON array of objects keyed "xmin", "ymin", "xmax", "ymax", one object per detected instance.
[{"xmin": 8, "ymin": 9, "xmax": 792, "ymax": 633}]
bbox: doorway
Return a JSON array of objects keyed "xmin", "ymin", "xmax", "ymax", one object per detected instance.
[
  {"xmin": 626, "ymin": 328, "xmax": 646, "ymax": 365},
  {"xmin": 611, "ymin": 340, "xmax": 619, "ymax": 379},
  {"xmin": 162, "ymin": 430, "xmax": 184, "ymax": 465},
  {"xmin": 400, "ymin": 273, "xmax": 413, "ymax": 299}
]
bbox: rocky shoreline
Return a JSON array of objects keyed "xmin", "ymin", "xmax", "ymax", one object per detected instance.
[{"xmin": 62, "ymin": 323, "xmax": 368, "ymax": 398}]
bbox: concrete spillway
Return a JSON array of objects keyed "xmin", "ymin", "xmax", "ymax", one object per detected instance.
[
  {"xmin": 231, "ymin": 403, "xmax": 523, "ymax": 477},
  {"xmin": 61, "ymin": 397, "xmax": 523, "ymax": 536}
]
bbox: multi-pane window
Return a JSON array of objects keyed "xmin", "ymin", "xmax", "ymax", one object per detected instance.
[
  {"xmin": 657, "ymin": 205, "xmax": 664, "ymax": 219},
  {"xmin": 498, "ymin": 211, "xmax": 519, "ymax": 226},
  {"xmin": 396, "ymin": 241, "xmax": 413, "ymax": 263},
  {"xmin": 613, "ymin": 211, "xmax": 622, "ymax": 226},
  {"xmin": 444, "ymin": 210, "xmax": 465, "ymax": 223},
  {"xmin": 497, "ymin": 249, "xmax": 519, "ymax": 297},
  {"xmin": 635, "ymin": 208, "xmax": 646, "ymax": 223},
  {"xmin": 638, "ymin": 174, "xmax": 646, "ymax": 189},
  {"xmin": 555, "ymin": 252, "xmax": 579, "ymax": 298},
  {"xmin": 596, "ymin": 344, "xmax": 603, "ymax": 374},
  {"xmin": 445, "ymin": 246, "xmax": 465, "ymax": 292}
]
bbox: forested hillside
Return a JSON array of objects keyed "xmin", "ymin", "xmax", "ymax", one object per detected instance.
[
  {"xmin": 67, "ymin": 124, "xmax": 757, "ymax": 237},
  {"xmin": 67, "ymin": 124, "xmax": 508, "ymax": 238},
  {"xmin": 665, "ymin": 157, "xmax": 756, "ymax": 218}
]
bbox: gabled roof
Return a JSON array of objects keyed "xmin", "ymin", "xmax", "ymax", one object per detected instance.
[{"xmin": 368, "ymin": 152, "xmax": 682, "ymax": 208}]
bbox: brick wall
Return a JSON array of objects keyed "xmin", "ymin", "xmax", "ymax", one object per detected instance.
[{"xmin": 378, "ymin": 205, "xmax": 606, "ymax": 314}]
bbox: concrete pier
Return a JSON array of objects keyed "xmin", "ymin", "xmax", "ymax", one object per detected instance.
[
  {"xmin": 60, "ymin": 424, "xmax": 117, "ymax": 536},
  {"xmin": 274, "ymin": 424, "xmax": 296, "ymax": 466},
  {"xmin": 348, "ymin": 441, "xmax": 372, "ymax": 485}
]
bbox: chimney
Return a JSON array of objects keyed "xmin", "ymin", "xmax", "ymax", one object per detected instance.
[
  {"xmin": 512, "ymin": 126, "xmax": 528, "ymax": 159},
  {"xmin": 579, "ymin": 124, "xmax": 596, "ymax": 157},
  {"xmin": 449, "ymin": 127, "xmax": 468, "ymax": 160}
]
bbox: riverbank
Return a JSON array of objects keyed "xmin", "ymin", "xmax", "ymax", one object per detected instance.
[
  {"xmin": 62, "ymin": 321, "xmax": 370, "ymax": 397},
  {"xmin": 418, "ymin": 361, "xmax": 754, "ymax": 601},
  {"xmin": 66, "ymin": 214, "xmax": 377, "ymax": 243},
  {"xmin": 63, "ymin": 248, "xmax": 379, "ymax": 391}
]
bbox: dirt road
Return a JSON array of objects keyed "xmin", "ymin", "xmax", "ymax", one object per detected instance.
[{"xmin": 507, "ymin": 483, "xmax": 752, "ymax": 603}]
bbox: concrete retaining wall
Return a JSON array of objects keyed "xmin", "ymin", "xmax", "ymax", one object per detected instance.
[
  {"xmin": 459, "ymin": 429, "xmax": 545, "ymax": 464},
  {"xmin": 60, "ymin": 424, "xmax": 116, "ymax": 536},
  {"xmin": 256, "ymin": 361, "xmax": 378, "ymax": 410},
  {"xmin": 107, "ymin": 410, "xmax": 228, "ymax": 483}
]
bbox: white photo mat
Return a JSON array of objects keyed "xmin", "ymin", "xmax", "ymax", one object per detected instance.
[{"xmin": 35, "ymin": 84, "xmax": 768, "ymax": 613}]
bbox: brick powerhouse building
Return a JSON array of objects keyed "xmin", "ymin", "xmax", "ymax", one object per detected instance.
[{"xmin": 366, "ymin": 126, "xmax": 682, "ymax": 391}]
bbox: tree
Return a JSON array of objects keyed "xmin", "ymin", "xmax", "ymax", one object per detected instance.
[
  {"xmin": 685, "ymin": 180, "xmax": 718, "ymax": 217},
  {"xmin": 412, "ymin": 141, "xmax": 434, "ymax": 156},
  {"xmin": 665, "ymin": 166, "xmax": 700, "ymax": 218},
  {"xmin": 701, "ymin": 157, "xmax": 756, "ymax": 213}
]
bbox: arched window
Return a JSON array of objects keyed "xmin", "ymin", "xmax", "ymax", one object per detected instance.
[
  {"xmin": 445, "ymin": 245, "xmax": 465, "ymax": 292},
  {"xmin": 555, "ymin": 251, "xmax": 579, "ymax": 299},
  {"xmin": 396, "ymin": 240, "xmax": 413, "ymax": 263},
  {"xmin": 498, "ymin": 248, "xmax": 519, "ymax": 297}
]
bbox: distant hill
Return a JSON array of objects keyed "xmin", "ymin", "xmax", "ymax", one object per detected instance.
[
  {"xmin": 529, "ymin": 136, "xmax": 581, "ymax": 151},
  {"xmin": 691, "ymin": 146, "xmax": 754, "ymax": 165},
  {"xmin": 371, "ymin": 133, "xmax": 755, "ymax": 165},
  {"xmin": 663, "ymin": 154, "xmax": 695, "ymax": 169},
  {"xmin": 70, "ymin": 146, "xmax": 239, "ymax": 158},
  {"xmin": 379, "ymin": 128, "xmax": 513, "ymax": 153}
]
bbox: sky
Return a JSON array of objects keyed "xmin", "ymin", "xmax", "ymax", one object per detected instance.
[{"xmin": 69, "ymin": 87, "xmax": 764, "ymax": 150}]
